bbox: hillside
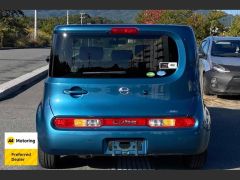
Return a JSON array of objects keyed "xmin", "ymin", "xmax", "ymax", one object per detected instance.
[
  {"xmin": 23, "ymin": 10, "xmax": 234, "ymax": 26},
  {"xmin": 23, "ymin": 10, "xmax": 140, "ymax": 23}
]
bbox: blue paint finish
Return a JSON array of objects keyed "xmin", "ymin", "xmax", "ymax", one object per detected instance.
[{"xmin": 36, "ymin": 24, "xmax": 210, "ymax": 156}]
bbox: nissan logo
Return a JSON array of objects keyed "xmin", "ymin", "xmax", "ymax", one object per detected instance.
[{"xmin": 118, "ymin": 87, "xmax": 130, "ymax": 95}]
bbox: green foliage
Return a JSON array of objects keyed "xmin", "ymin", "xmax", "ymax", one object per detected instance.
[
  {"xmin": 186, "ymin": 13, "xmax": 206, "ymax": 43},
  {"xmin": 157, "ymin": 10, "xmax": 193, "ymax": 24},
  {"xmin": 0, "ymin": 12, "xmax": 123, "ymax": 48},
  {"xmin": 136, "ymin": 10, "xmax": 164, "ymax": 24},
  {"xmin": 3, "ymin": 10, "xmax": 240, "ymax": 48},
  {"xmin": 136, "ymin": 10, "xmax": 228, "ymax": 43},
  {"xmin": 225, "ymin": 15, "xmax": 240, "ymax": 36},
  {"xmin": 23, "ymin": 10, "xmax": 139, "ymax": 23},
  {"xmin": 0, "ymin": 10, "xmax": 25, "ymax": 47},
  {"xmin": 205, "ymin": 10, "xmax": 227, "ymax": 36},
  {"xmin": 39, "ymin": 17, "xmax": 65, "ymax": 35}
]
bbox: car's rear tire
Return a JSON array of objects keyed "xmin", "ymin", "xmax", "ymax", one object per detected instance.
[
  {"xmin": 183, "ymin": 150, "xmax": 208, "ymax": 169},
  {"xmin": 38, "ymin": 147, "xmax": 60, "ymax": 169}
]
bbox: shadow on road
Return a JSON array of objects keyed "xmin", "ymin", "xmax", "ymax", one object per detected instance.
[
  {"xmin": 56, "ymin": 155, "xmax": 184, "ymax": 170},
  {"xmin": 205, "ymin": 107, "xmax": 240, "ymax": 169}
]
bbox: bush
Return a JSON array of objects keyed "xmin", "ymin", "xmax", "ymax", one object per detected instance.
[
  {"xmin": 15, "ymin": 38, "xmax": 29, "ymax": 48},
  {"xmin": 15, "ymin": 29, "xmax": 51, "ymax": 48}
]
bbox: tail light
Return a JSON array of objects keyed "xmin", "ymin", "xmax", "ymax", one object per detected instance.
[
  {"xmin": 148, "ymin": 117, "xmax": 195, "ymax": 128},
  {"xmin": 53, "ymin": 117, "xmax": 195, "ymax": 129},
  {"xmin": 110, "ymin": 27, "xmax": 139, "ymax": 35},
  {"xmin": 53, "ymin": 118, "xmax": 101, "ymax": 128}
]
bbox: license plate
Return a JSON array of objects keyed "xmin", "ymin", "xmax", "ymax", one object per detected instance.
[{"xmin": 104, "ymin": 139, "xmax": 146, "ymax": 156}]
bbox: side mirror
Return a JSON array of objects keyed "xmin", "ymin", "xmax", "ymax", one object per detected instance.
[{"xmin": 46, "ymin": 56, "xmax": 50, "ymax": 63}]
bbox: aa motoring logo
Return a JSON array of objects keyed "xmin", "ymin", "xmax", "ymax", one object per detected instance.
[
  {"xmin": 6, "ymin": 136, "xmax": 36, "ymax": 145},
  {"xmin": 4, "ymin": 132, "xmax": 38, "ymax": 166},
  {"xmin": 7, "ymin": 137, "xmax": 15, "ymax": 145}
]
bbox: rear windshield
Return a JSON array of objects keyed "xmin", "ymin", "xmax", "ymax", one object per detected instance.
[
  {"xmin": 211, "ymin": 40, "xmax": 240, "ymax": 57},
  {"xmin": 49, "ymin": 33, "xmax": 179, "ymax": 78}
]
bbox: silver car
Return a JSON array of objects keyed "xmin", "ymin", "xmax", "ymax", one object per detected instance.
[{"xmin": 199, "ymin": 36, "xmax": 240, "ymax": 95}]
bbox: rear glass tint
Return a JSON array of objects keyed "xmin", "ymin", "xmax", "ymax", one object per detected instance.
[{"xmin": 50, "ymin": 33, "xmax": 178, "ymax": 78}]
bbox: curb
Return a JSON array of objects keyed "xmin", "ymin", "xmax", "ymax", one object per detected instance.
[
  {"xmin": 0, "ymin": 65, "xmax": 48, "ymax": 100},
  {"xmin": 0, "ymin": 47, "xmax": 50, "ymax": 50}
]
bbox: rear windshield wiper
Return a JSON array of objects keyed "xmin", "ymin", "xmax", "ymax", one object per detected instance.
[{"xmin": 82, "ymin": 71, "xmax": 127, "ymax": 75}]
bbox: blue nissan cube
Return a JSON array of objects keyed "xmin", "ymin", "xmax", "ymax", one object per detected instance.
[{"xmin": 36, "ymin": 24, "xmax": 211, "ymax": 169}]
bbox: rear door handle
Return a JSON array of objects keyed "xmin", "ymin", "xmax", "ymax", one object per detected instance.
[{"xmin": 63, "ymin": 87, "xmax": 88, "ymax": 96}]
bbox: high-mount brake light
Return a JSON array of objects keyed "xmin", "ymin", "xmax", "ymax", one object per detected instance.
[
  {"xmin": 53, "ymin": 117, "xmax": 195, "ymax": 129},
  {"xmin": 110, "ymin": 27, "xmax": 139, "ymax": 35}
]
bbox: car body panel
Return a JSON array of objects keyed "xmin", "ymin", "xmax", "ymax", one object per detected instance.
[{"xmin": 37, "ymin": 24, "xmax": 210, "ymax": 156}]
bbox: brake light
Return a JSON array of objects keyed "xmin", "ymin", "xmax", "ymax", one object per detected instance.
[
  {"xmin": 110, "ymin": 27, "xmax": 139, "ymax": 35},
  {"xmin": 53, "ymin": 117, "xmax": 195, "ymax": 129},
  {"xmin": 53, "ymin": 118, "xmax": 101, "ymax": 128}
]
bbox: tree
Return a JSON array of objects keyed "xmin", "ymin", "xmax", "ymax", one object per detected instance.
[
  {"xmin": 186, "ymin": 13, "xmax": 206, "ymax": 43},
  {"xmin": 0, "ymin": 11, "xmax": 125, "ymax": 48},
  {"xmin": 136, "ymin": 10, "xmax": 164, "ymax": 24},
  {"xmin": 136, "ymin": 10, "xmax": 204, "ymax": 42},
  {"xmin": 157, "ymin": 10, "xmax": 207, "ymax": 43},
  {"xmin": 135, "ymin": 10, "xmax": 227, "ymax": 43},
  {"xmin": 0, "ymin": 10, "xmax": 25, "ymax": 47},
  {"xmin": 225, "ymin": 15, "xmax": 240, "ymax": 36},
  {"xmin": 157, "ymin": 10, "xmax": 193, "ymax": 24},
  {"xmin": 205, "ymin": 10, "xmax": 227, "ymax": 36}
]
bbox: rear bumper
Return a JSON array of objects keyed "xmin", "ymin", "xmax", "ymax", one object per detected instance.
[
  {"xmin": 36, "ymin": 97, "xmax": 210, "ymax": 156},
  {"xmin": 205, "ymin": 70, "xmax": 240, "ymax": 95},
  {"xmin": 38, "ymin": 127, "xmax": 210, "ymax": 156}
]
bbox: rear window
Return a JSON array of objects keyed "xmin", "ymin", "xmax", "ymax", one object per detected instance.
[{"xmin": 49, "ymin": 33, "xmax": 179, "ymax": 78}]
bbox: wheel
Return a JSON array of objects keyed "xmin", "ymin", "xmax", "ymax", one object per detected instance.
[
  {"xmin": 38, "ymin": 147, "xmax": 60, "ymax": 169},
  {"xmin": 183, "ymin": 150, "xmax": 208, "ymax": 169},
  {"xmin": 203, "ymin": 74, "xmax": 211, "ymax": 95}
]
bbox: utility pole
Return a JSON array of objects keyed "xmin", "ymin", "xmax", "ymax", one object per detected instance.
[
  {"xmin": 80, "ymin": 12, "xmax": 85, "ymax": 24},
  {"xmin": 67, "ymin": 10, "xmax": 69, "ymax": 25},
  {"xmin": 34, "ymin": 10, "xmax": 37, "ymax": 41}
]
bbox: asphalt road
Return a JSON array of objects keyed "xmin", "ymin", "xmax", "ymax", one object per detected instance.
[
  {"xmin": 0, "ymin": 80, "xmax": 240, "ymax": 170},
  {"xmin": 0, "ymin": 48, "xmax": 49, "ymax": 84}
]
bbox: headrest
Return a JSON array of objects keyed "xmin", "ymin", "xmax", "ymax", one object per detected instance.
[
  {"xmin": 111, "ymin": 50, "xmax": 133, "ymax": 61},
  {"xmin": 79, "ymin": 47, "xmax": 103, "ymax": 60}
]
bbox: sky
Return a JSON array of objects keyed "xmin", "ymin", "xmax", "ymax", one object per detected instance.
[{"xmin": 224, "ymin": 10, "xmax": 240, "ymax": 15}]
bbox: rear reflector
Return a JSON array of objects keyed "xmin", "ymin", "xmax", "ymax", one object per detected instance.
[
  {"xmin": 53, "ymin": 117, "xmax": 195, "ymax": 129},
  {"xmin": 110, "ymin": 27, "xmax": 139, "ymax": 35}
]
